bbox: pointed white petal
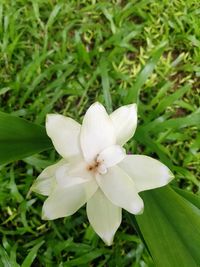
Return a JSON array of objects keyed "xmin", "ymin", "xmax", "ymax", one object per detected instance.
[
  {"xmin": 31, "ymin": 159, "xmax": 66, "ymax": 196},
  {"xmin": 86, "ymin": 189, "xmax": 122, "ymax": 246},
  {"xmin": 46, "ymin": 114, "xmax": 81, "ymax": 159},
  {"xmin": 42, "ymin": 179, "xmax": 98, "ymax": 220},
  {"xmin": 97, "ymin": 145, "xmax": 126, "ymax": 168},
  {"xmin": 119, "ymin": 155, "xmax": 174, "ymax": 192},
  {"xmin": 56, "ymin": 158, "xmax": 93, "ymax": 187},
  {"xmin": 96, "ymin": 166, "xmax": 144, "ymax": 215},
  {"xmin": 80, "ymin": 102, "xmax": 116, "ymax": 163},
  {"xmin": 110, "ymin": 104, "xmax": 137, "ymax": 145}
]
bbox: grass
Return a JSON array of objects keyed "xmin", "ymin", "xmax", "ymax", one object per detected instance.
[{"xmin": 0, "ymin": 0, "xmax": 199, "ymax": 266}]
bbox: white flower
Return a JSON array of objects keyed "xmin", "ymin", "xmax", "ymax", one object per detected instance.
[{"xmin": 32, "ymin": 102, "xmax": 174, "ymax": 245}]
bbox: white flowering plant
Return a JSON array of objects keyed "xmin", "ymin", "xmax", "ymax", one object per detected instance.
[
  {"xmin": 0, "ymin": 102, "xmax": 199, "ymax": 266},
  {"xmin": 31, "ymin": 102, "xmax": 173, "ymax": 245}
]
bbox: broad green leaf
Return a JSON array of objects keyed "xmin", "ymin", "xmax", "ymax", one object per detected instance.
[
  {"xmin": 174, "ymin": 187, "xmax": 200, "ymax": 209},
  {"xmin": 0, "ymin": 112, "xmax": 52, "ymax": 165},
  {"xmin": 135, "ymin": 186, "xmax": 200, "ymax": 267}
]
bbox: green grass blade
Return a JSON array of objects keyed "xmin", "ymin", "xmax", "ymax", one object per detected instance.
[
  {"xmin": 125, "ymin": 41, "xmax": 167, "ymax": 103},
  {"xmin": 63, "ymin": 249, "xmax": 107, "ymax": 267},
  {"xmin": 99, "ymin": 57, "xmax": 113, "ymax": 113},
  {"xmin": 154, "ymin": 84, "xmax": 191, "ymax": 115},
  {"xmin": 143, "ymin": 109, "xmax": 200, "ymax": 134},
  {"xmin": 46, "ymin": 4, "xmax": 63, "ymax": 29},
  {"xmin": 21, "ymin": 241, "xmax": 44, "ymax": 267},
  {"xmin": 0, "ymin": 245, "xmax": 12, "ymax": 267},
  {"xmin": 134, "ymin": 127, "xmax": 174, "ymax": 169}
]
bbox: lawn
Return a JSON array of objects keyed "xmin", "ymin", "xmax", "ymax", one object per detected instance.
[{"xmin": 0, "ymin": 0, "xmax": 200, "ymax": 266}]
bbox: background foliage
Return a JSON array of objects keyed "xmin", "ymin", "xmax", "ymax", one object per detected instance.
[{"xmin": 0, "ymin": 0, "xmax": 199, "ymax": 266}]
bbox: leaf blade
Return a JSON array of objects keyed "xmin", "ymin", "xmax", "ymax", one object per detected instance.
[
  {"xmin": 0, "ymin": 112, "xmax": 52, "ymax": 165},
  {"xmin": 135, "ymin": 186, "xmax": 200, "ymax": 267}
]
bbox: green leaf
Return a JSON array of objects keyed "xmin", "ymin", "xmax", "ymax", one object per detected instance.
[
  {"xmin": 135, "ymin": 186, "xmax": 200, "ymax": 267},
  {"xmin": 0, "ymin": 112, "xmax": 52, "ymax": 165},
  {"xmin": 174, "ymin": 187, "xmax": 200, "ymax": 209}
]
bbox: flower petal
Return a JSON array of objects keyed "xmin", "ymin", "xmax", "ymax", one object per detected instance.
[
  {"xmin": 46, "ymin": 114, "xmax": 81, "ymax": 159},
  {"xmin": 86, "ymin": 189, "xmax": 122, "ymax": 246},
  {"xmin": 119, "ymin": 155, "xmax": 174, "ymax": 192},
  {"xmin": 31, "ymin": 159, "xmax": 66, "ymax": 196},
  {"xmin": 80, "ymin": 102, "xmax": 116, "ymax": 163},
  {"xmin": 56, "ymin": 158, "xmax": 93, "ymax": 188},
  {"xmin": 42, "ymin": 180, "xmax": 98, "ymax": 220},
  {"xmin": 97, "ymin": 145, "xmax": 126, "ymax": 168},
  {"xmin": 96, "ymin": 165, "xmax": 144, "ymax": 215},
  {"xmin": 110, "ymin": 104, "xmax": 137, "ymax": 145}
]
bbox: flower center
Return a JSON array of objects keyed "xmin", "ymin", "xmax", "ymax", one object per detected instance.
[
  {"xmin": 87, "ymin": 157, "xmax": 107, "ymax": 175},
  {"xmin": 86, "ymin": 145, "xmax": 126, "ymax": 175}
]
